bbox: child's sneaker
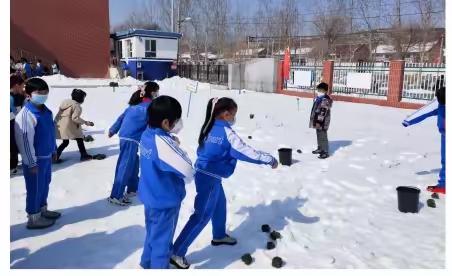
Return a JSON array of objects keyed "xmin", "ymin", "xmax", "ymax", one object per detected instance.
[
  {"xmin": 170, "ymin": 255, "xmax": 190, "ymax": 269},
  {"xmin": 318, "ymin": 152, "xmax": 329, "ymax": 159},
  {"xmin": 80, "ymin": 154, "xmax": 93, "ymax": 162},
  {"xmin": 107, "ymin": 196, "xmax": 132, "ymax": 206},
  {"xmin": 41, "ymin": 205, "xmax": 61, "ymax": 220},
  {"xmin": 126, "ymin": 191, "xmax": 137, "ymax": 198},
  {"xmin": 427, "ymin": 185, "xmax": 446, "ymax": 194},
  {"xmin": 211, "ymin": 234, "xmax": 237, "ymax": 246},
  {"xmin": 26, "ymin": 213, "xmax": 55, "ymax": 229},
  {"xmin": 312, "ymin": 149, "xmax": 322, "ymax": 154},
  {"xmin": 10, "ymin": 168, "xmax": 18, "ymax": 175}
]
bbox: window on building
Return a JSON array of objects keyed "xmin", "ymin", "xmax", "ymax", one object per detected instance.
[
  {"xmin": 127, "ymin": 40, "xmax": 133, "ymax": 58},
  {"xmin": 145, "ymin": 39, "xmax": 157, "ymax": 58},
  {"xmin": 117, "ymin": 41, "xmax": 123, "ymax": 58}
]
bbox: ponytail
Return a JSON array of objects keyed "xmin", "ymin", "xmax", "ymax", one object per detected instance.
[
  {"xmin": 198, "ymin": 97, "xmax": 237, "ymax": 146},
  {"xmin": 128, "ymin": 81, "xmax": 160, "ymax": 105}
]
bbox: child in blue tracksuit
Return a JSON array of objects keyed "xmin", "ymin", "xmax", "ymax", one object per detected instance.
[
  {"xmin": 403, "ymin": 86, "xmax": 446, "ymax": 194},
  {"xmin": 21, "ymin": 58, "xmax": 32, "ymax": 79},
  {"xmin": 170, "ymin": 97, "xmax": 278, "ymax": 269},
  {"xmin": 15, "ymin": 77, "xmax": 61, "ymax": 229},
  {"xmin": 138, "ymin": 95, "xmax": 194, "ymax": 269},
  {"xmin": 108, "ymin": 81, "xmax": 160, "ymax": 205}
]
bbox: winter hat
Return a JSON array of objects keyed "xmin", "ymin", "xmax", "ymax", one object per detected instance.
[{"xmin": 71, "ymin": 89, "xmax": 87, "ymax": 103}]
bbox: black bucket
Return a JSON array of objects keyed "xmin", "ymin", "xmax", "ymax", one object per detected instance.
[
  {"xmin": 396, "ymin": 186, "xmax": 421, "ymax": 213},
  {"xmin": 250, "ymin": 114, "xmax": 255, "ymax": 119},
  {"xmin": 278, "ymin": 148, "xmax": 292, "ymax": 166}
]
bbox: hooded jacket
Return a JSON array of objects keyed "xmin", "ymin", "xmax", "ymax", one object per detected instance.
[{"xmin": 54, "ymin": 99, "xmax": 87, "ymax": 139}]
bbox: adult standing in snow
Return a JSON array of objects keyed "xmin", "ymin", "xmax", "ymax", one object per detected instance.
[
  {"xmin": 403, "ymin": 87, "xmax": 446, "ymax": 194},
  {"xmin": 310, "ymin": 82, "xmax": 333, "ymax": 159},
  {"xmin": 10, "ymin": 74, "xmax": 26, "ymax": 175},
  {"xmin": 170, "ymin": 97, "xmax": 278, "ymax": 269},
  {"xmin": 54, "ymin": 89, "xmax": 95, "ymax": 162},
  {"xmin": 107, "ymin": 82, "xmax": 159, "ymax": 206},
  {"xmin": 138, "ymin": 95, "xmax": 193, "ymax": 269},
  {"xmin": 15, "ymin": 77, "xmax": 60, "ymax": 229},
  {"xmin": 121, "ymin": 61, "xmax": 129, "ymax": 78}
]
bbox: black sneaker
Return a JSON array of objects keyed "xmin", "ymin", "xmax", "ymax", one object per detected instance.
[
  {"xmin": 107, "ymin": 197, "xmax": 132, "ymax": 206},
  {"xmin": 80, "ymin": 155, "xmax": 93, "ymax": 162},
  {"xmin": 312, "ymin": 149, "xmax": 322, "ymax": 154},
  {"xmin": 318, "ymin": 152, "xmax": 330, "ymax": 159}
]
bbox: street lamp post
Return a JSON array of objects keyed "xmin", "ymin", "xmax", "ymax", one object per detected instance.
[{"xmin": 176, "ymin": 16, "xmax": 191, "ymax": 65}]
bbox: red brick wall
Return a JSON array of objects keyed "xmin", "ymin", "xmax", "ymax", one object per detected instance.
[{"xmin": 11, "ymin": 0, "xmax": 110, "ymax": 78}]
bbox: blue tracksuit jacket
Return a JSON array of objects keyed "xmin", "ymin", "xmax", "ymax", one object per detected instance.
[{"xmin": 195, "ymin": 120, "xmax": 277, "ymax": 178}]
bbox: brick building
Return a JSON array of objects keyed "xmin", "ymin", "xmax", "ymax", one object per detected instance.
[{"xmin": 11, "ymin": 0, "xmax": 110, "ymax": 78}]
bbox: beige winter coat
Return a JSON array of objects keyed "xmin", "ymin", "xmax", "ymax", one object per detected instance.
[{"xmin": 54, "ymin": 99, "xmax": 87, "ymax": 139}]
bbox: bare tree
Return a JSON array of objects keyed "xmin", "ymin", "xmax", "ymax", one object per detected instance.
[
  {"xmin": 111, "ymin": 2, "xmax": 161, "ymax": 32},
  {"xmin": 313, "ymin": 0, "xmax": 348, "ymax": 58},
  {"xmin": 415, "ymin": 0, "xmax": 436, "ymax": 62},
  {"xmin": 356, "ymin": 0, "xmax": 380, "ymax": 61}
]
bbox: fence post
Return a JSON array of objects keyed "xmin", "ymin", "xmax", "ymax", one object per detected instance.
[
  {"xmin": 276, "ymin": 60, "xmax": 284, "ymax": 92},
  {"xmin": 388, "ymin": 60, "xmax": 405, "ymax": 105},
  {"xmin": 322, "ymin": 60, "xmax": 334, "ymax": 94}
]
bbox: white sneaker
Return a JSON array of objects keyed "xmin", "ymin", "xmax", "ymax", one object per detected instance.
[
  {"xmin": 211, "ymin": 234, "xmax": 237, "ymax": 246},
  {"xmin": 170, "ymin": 255, "xmax": 190, "ymax": 269}
]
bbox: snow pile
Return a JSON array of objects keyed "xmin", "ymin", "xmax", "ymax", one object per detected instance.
[
  {"xmin": 10, "ymin": 77, "xmax": 445, "ymax": 268},
  {"xmin": 42, "ymin": 74, "xmax": 144, "ymax": 87}
]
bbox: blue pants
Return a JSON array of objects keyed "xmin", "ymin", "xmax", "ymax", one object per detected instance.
[
  {"xmin": 438, "ymin": 133, "xmax": 445, "ymax": 187},
  {"xmin": 110, "ymin": 140, "xmax": 139, "ymax": 199},
  {"xmin": 173, "ymin": 172, "xmax": 227, "ymax": 257},
  {"xmin": 140, "ymin": 206, "xmax": 180, "ymax": 269},
  {"xmin": 23, "ymin": 158, "xmax": 52, "ymax": 215}
]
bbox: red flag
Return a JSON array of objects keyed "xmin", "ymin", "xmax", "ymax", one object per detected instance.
[{"xmin": 282, "ymin": 47, "xmax": 291, "ymax": 80}]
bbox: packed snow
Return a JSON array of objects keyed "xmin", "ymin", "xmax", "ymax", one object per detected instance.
[{"xmin": 10, "ymin": 76, "xmax": 445, "ymax": 269}]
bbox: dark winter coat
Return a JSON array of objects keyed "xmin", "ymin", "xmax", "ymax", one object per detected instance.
[{"xmin": 309, "ymin": 94, "xmax": 333, "ymax": 131}]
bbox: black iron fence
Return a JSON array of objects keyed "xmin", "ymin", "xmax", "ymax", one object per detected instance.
[{"xmin": 178, "ymin": 64, "xmax": 228, "ymax": 85}]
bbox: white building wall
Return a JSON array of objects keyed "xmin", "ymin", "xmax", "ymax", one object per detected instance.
[{"xmin": 119, "ymin": 36, "xmax": 178, "ymax": 60}]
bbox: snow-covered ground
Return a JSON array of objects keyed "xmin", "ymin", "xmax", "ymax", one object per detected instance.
[{"xmin": 10, "ymin": 76, "xmax": 445, "ymax": 269}]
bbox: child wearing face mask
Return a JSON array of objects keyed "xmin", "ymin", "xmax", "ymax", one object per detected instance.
[
  {"xmin": 310, "ymin": 82, "xmax": 333, "ymax": 159},
  {"xmin": 138, "ymin": 96, "xmax": 193, "ymax": 269},
  {"xmin": 170, "ymin": 97, "xmax": 278, "ymax": 269},
  {"xmin": 107, "ymin": 81, "xmax": 160, "ymax": 206},
  {"xmin": 15, "ymin": 77, "xmax": 60, "ymax": 229}
]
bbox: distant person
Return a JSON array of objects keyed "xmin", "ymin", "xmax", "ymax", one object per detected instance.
[
  {"xmin": 21, "ymin": 58, "xmax": 32, "ymax": 79},
  {"xmin": 53, "ymin": 89, "xmax": 95, "ymax": 162},
  {"xmin": 107, "ymin": 81, "xmax": 159, "ymax": 206},
  {"xmin": 10, "ymin": 74, "xmax": 26, "ymax": 175},
  {"xmin": 15, "ymin": 77, "xmax": 60, "ymax": 229},
  {"xmin": 52, "ymin": 60, "xmax": 60, "ymax": 75},
  {"xmin": 121, "ymin": 61, "xmax": 129, "ymax": 78},
  {"xmin": 403, "ymin": 87, "xmax": 446, "ymax": 194},
  {"xmin": 310, "ymin": 82, "xmax": 333, "ymax": 159},
  {"xmin": 35, "ymin": 59, "xmax": 44, "ymax": 77}
]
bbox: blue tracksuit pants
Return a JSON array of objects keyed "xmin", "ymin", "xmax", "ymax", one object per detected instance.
[
  {"xmin": 23, "ymin": 158, "xmax": 52, "ymax": 215},
  {"xmin": 173, "ymin": 172, "xmax": 227, "ymax": 257},
  {"xmin": 110, "ymin": 140, "xmax": 139, "ymax": 199},
  {"xmin": 438, "ymin": 132, "xmax": 445, "ymax": 187},
  {"xmin": 140, "ymin": 206, "xmax": 180, "ymax": 269}
]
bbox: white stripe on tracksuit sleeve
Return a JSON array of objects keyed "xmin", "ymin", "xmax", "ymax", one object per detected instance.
[
  {"xmin": 224, "ymin": 127, "xmax": 274, "ymax": 165},
  {"xmin": 15, "ymin": 109, "xmax": 37, "ymax": 167},
  {"xmin": 155, "ymin": 136, "xmax": 194, "ymax": 183}
]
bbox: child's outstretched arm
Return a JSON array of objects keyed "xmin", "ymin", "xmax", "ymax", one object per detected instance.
[
  {"xmin": 225, "ymin": 128, "xmax": 277, "ymax": 166},
  {"xmin": 403, "ymin": 100, "xmax": 439, "ymax": 127},
  {"xmin": 109, "ymin": 109, "xmax": 127, "ymax": 137},
  {"xmin": 155, "ymin": 135, "xmax": 194, "ymax": 184},
  {"xmin": 15, "ymin": 110, "xmax": 37, "ymax": 168}
]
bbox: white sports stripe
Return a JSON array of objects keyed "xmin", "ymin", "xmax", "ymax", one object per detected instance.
[
  {"xmin": 224, "ymin": 127, "xmax": 273, "ymax": 164},
  {"xmin": 15, "ymin": 108, "xmax": 37, "ymax": 167},
  {"xmin": 155, "ymin": 135, "xmax": 194, "ymax": 183},
  {"xmin": 405, "ymin": 99, "xmax": 438, "ymax": 121}
]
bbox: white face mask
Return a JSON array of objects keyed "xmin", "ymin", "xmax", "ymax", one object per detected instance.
[
  {"xmin": 316, "ymin": 91, "xmax": 326, "ymax": 97},
  {"xmin": 152, "ymin": 91, "xmax": 159, "ymax": 99},
  {"xmin": 228, "ymin": 117, "xmax": 236, "ymax": 126},
  {"xmin": 170, "ymin": 119, "xmax": 183, "ymax": 134}
]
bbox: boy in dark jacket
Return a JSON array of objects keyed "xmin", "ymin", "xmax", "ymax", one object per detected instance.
[{"xmin": 310, "ymin": 82, "xmax": 333, "ymax": 159}]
